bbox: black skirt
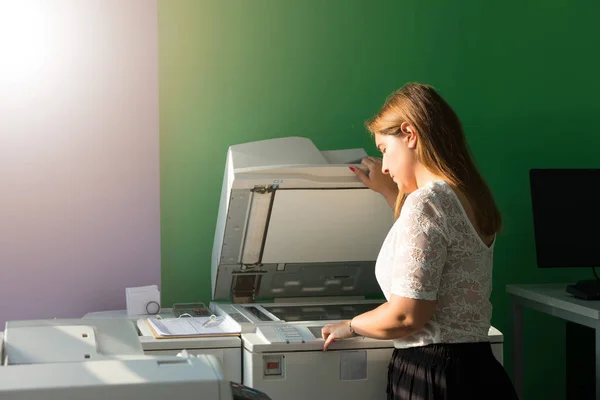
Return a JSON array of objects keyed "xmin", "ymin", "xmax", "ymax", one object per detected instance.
[{"xmin": 387, "ymin": 341, "xmax": 518, "ymax": 400}]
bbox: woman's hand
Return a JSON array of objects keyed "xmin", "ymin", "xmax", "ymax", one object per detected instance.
[
  {"xmin": 321, "ymin": 320, "xmax": 356, "ymax": 351},
  {"xmin": 350, "ymin": 157, "xmax": 398, "ymax": 208}
]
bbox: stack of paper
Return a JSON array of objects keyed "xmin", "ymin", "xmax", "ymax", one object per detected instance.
[
  {"xmin": 146, "ymin": 317, "xmax": 241, "ymax": 339},
  {"xmin": 125, "ymin": 285, "xmax": 160, "ymax": 316}
]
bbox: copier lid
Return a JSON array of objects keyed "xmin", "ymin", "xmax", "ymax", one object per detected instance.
[{"xmin": 211, "ymin": 137, "xmax": 394, "ymax": 302}]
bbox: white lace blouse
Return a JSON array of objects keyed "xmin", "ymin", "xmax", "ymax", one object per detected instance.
[{"xmin": 374, "ymin": 180, "xmax": 494, "ymax": 349}]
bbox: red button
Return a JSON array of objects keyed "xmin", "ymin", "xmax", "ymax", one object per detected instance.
[{"xmin": 267, "ymin": 362, "xmax": 279, "ymax": 369}]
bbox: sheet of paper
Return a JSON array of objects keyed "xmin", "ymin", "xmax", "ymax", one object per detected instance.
[
  {"xmin": 146, "ymin": 317, "xmax": 240, "ymax": 337},
  {"xmin": 126, "ymin": 285, "xmax": 160, "ymax": 316}
]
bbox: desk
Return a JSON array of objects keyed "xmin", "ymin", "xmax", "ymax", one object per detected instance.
[{"xmin": 507, "ymin": 283, "xmax": 600, "ymax": 399}]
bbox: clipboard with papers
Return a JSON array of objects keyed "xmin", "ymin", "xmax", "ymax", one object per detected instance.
[{"xmin": 145, "ymin": 316, "xmax": 241, "ymax": 339}]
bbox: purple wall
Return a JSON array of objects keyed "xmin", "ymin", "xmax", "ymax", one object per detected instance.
[{"xmin": 0, "ymin": 0, "xmax": 160, "ymax": 326}]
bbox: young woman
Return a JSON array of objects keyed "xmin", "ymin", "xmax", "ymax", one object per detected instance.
[{"xmin": 321, "ymin": 83, "xmax": 518, "ymax": 399}]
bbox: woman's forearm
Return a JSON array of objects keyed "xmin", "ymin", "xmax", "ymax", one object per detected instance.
[{"xmin": 350, "ymin": 303, "xmax": 418, "ymax": 340}]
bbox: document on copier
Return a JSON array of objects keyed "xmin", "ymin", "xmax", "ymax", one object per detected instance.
[{"xmin": 146, "ymin": 317, "xmax": 240, "ymax": 339}]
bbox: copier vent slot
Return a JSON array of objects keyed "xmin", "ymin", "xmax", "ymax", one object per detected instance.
[
  {"xmin": 261, "ymin": 262, "xmax": 381, "ymax": 298},
  {"xmin": 214, "ymin": 262, "xmax": 383, "ymax": 302}
]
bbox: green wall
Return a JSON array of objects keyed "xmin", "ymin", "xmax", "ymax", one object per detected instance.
[{"xmin": 158, "ymin": 1, "xmax": 600, "ymax": 398}]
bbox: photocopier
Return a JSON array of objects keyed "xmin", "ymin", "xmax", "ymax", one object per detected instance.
[
  {"xmin": 209, "ymin": 137, "xmax": 505, "ymax": 400},
  {"xmin": 0, "ymin": 318, "xmax": 271, "ymax": 399},
  {"xmin": 83, "ymin": 308, "xmax": 243, "ymax": 383}
]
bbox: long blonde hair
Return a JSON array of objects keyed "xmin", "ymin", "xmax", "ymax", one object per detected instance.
[{"xmin": 365, "ymin": 83, "xmax": 501, "ymax": 236}]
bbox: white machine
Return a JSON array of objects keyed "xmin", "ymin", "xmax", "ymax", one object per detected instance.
[
  {"xmin": 84, "ymin": 309, "xmax": 242, "ymax": 383},
  {"xmin": 0, "ymin": 319, "xmax": 272, "ymax": 399},
  {"xmin": 209, "ymin": 137, "xmax": 505, "ymax": 400}
]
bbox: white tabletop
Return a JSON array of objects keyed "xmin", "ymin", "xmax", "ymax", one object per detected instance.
[{"xmin": 507, "ymin": 283, "xmax": 600, "ymax": 320}]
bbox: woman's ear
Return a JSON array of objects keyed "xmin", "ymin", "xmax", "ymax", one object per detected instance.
[{"xmin": 400, "ymin": 122, "xmax": 418, "ymax": 149}]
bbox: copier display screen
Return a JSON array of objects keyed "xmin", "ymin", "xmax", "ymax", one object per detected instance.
[{"xmin": 263, "ymin": 303, "xmax": 380, "ymax": 322}]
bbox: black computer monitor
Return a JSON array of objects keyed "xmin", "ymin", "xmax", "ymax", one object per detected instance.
[{"xmin": 529, "ymin": 169, "xmax": 600, "ymax": 299}]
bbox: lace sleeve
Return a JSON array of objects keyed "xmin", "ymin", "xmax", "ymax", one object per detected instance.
[{"xmin": 389, "ymin": 194, "xmax": 448, "ymax": 301}]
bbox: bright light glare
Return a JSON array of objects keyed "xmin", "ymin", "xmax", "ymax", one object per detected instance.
[{"xmin": 0, "ymin": 0, "xmax": 48, "ymax": 85}]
